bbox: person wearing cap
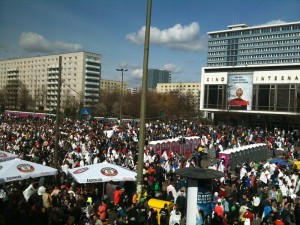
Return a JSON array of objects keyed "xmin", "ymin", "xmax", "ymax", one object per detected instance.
[{"xmin": 243, "ymin": 208, "xmax": 254, "ymax": 225}]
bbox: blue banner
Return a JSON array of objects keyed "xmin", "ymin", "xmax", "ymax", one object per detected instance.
[
  {"xmin": 80, "ymin": 108, "xmax": 92, "ymax": 115},
  {"xmin": 197, "ymin": 185, "xmax": 212, "ymax": 223}
]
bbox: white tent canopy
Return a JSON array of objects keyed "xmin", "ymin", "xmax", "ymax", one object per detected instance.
[
  {"xmin": 0, "ymin": 150, "xmax": 18, "ymax": 162},
  {"xmin": 68, "ymin": 161, "xmax": 137, "ymax": 184},
  {"xmin": 0, "ymin": 158, "xmax": 58, "ymax": 183}
]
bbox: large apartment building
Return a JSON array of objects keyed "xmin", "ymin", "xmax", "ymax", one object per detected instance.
[
  {"xmin": 157, "ymin": 82, "xmax": 201, "ymax": 109},
  {"xmin": 201, "ymin": 21, "xmax": 300, "ymax": 129},
  {"xmin": 100, "ymin": 79, "xmax": 127, "ymax": 93},
  {"xmin": 157, "ymin": 82, "xmax": 200, "ymax": 96},
  {"xmin": 0, "ymin": 51, "xmax": 101, "ymax": 112}
]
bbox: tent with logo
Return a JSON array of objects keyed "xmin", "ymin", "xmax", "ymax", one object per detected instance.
[
  {"xmin": 0, "ymin": 150, "xmax": 18, "ymax": 162},
  {"xmin": 0, "ymin": 158, "xmax": 58, "ymax": 183},
  {"xmin": 68, "ymin": 161, "xmax": 137, "ymax": 184}
]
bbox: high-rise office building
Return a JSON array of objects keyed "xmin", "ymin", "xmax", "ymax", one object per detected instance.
[
  {"xmin": 201, "ymin": 21, "xmax": 300, "ymax": 129},
  {"xmin": 147, "ymin": 69, "xmax": 171, "ymax": 89},
  {"xmin": 0, "ymin": 51, "xmax": 101, "ymax": 112},
  {"xmin": 207, "ymin": 21, "xmax": 300, "ymax": 67}
]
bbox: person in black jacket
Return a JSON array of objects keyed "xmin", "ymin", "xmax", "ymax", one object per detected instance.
[
  {"xmin": 294, "ymin": 201, "xmax": 300, "ymax": 225},
  {"xmin": 126, "ymin": 204, "xmax": 138, "ymax": 225},
  {"xmin": 137, "ymin": 203, "xmax": 147, "ymax": 225},
  {"xmin": 159, "ymin": 203, "xmax": 169, "ymax": 225},
  {"xmin": 175, "ymin": 190, "xmax": 186, "ymax": 217}
]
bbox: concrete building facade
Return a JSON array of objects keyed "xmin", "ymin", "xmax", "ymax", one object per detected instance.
[
  {"xmin": 100, "ymin": 79, "xmax": 127, "ymax": 93},
  {"xmin": 157, "ymin": 82, "xmax": 201, "ymax": 110},
  {"xmin": 0, "ymin": 51, "xmax": 101, "ymax": 112},
  {"xmin": 201, "ymin": 21, "xmax": 300, "ymax": 129},
  {"xmin": 156, "ymin": 82, "xmax": 200, "ymax": 96},
  {"xmin": 207, "ymin": 21, "xmax": 300, "ymax": 67}
]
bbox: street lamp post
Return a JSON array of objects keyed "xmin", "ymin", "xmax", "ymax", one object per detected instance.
[
  {"xmin": 54, "ymin": 56, "xmax": 62, "ymax": 169},
  {"xmin": 116, "ymin": 68, "xmax": 128, "ymax": 125},
  {"xmin": 34, "ymin": 74, "xmax": 37, "ymax": 113},
  {"xmin": 137, "ymin": 0, "xmax": 152, "ymax": 199}
]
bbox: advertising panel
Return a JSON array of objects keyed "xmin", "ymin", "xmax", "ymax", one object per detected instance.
[
  {"xmin": 197, "ymin": 185, "xmax": 212, "ymax": 224},
  {"xmin": 227, "ymin": 74, "xmax": 253, "ymax": 110}
]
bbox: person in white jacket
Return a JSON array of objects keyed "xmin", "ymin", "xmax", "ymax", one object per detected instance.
[
  {"xmin": 23, "ymin": 182, "xmax": 38, "ymax": 202},
  {"xmin": 169, "ymin": 207, "xmax": 181, "ymax": 225}
]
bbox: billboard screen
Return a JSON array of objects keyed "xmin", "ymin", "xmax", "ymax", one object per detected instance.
[{"xmin": 227, "ymin": 74, "xmax": 253, "ymax": 110}]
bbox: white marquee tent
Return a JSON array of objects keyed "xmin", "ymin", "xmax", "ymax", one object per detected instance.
[
  {"xmin": 0, "ymin": 150, "xmax": 18, "ymax": 162},
  {"xmin": 68, "ymin": 161, "xmax": 137, "ymax": 184},
  {"xmin": 0, "ymin": 158, "xmax": 58, "ymax": 183}
]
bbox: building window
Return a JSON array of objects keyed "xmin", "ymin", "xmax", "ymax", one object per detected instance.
[{"xmin": 204, "ymin": 85, "xmax": 226, "ymax": 109}]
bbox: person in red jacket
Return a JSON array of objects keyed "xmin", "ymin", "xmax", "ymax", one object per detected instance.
[
  {"xmin": 243, "ymin": 208, "xmax": 254, "ymax": 225},
  {"xmin": 98, "ymin": 200, "xmax": 107, "ymax": 221},
  {"xmin": 214, "ymin": 200, "xmax": 224, "ymax": 218},
  {"xmin": 113, "ymin": 187, "xmax": 122, "ymax": 205},
  {"xmin": 274, "ymin": 216, "xmax": 285, "ymax": 225}
]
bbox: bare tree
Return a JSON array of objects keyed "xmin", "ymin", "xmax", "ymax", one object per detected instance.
[{"xmin": 18, "ymin": 81, "xmax": 34, "ymax": 111}]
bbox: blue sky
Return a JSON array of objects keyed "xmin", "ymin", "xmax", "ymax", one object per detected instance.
[{"xmin": 1, "ymin": 0, "xmax": 300, "ymax": 88}]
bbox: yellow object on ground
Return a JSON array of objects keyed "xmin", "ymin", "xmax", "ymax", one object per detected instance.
[
  {"xmin": 148, "ymin": 198, "xmax": 173, "ymax": 225},
  {"xmin": 292, "ymin": 160, "xmax": 300, "ymax": 169}
]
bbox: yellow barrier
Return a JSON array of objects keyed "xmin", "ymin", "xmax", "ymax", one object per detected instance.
[
  {"xmin": 292, "ymin": 161, "xmax": 300, "ymax": 169},
  {"xmin": 147, "ymin": 198, "xmax": 173, "ymax": 225}
]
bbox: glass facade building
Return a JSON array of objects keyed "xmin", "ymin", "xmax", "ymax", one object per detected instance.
[
  {"xmin": 201, "ymin": 22, "xmax": 300, "ymax": 129},
  {"xmin": 147, "ymin": 69, "xmax": 171, "ymax": 89},
  {"xmin": 207, "ymin": 22, "xmax": 300, "ymax": 67}
]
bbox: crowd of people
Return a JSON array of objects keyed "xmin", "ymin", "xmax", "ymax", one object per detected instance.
[{"xmin": 0, "ymin": 113, "xmax": 299, "ymax": 225}]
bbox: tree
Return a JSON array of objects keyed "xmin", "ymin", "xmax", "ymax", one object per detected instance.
[
  {"xmin": 35, "ymin": 85, "xmax": 48, "ymax": 112},
  {"xmin": 62, "ymin": 90, "xmax": 81, "ymax": 118},
  {"xmin": 0, "ymin": 80, "xmax": 33, "ymax": 111},
  {"xmin": 98, "ymin": 90, "xmax": 120, "ymax": 117},
  {"xmin": 18, "ymin": 81, "xmax": 34, "ymax": 111}
]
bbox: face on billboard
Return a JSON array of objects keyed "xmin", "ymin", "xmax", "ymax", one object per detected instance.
[{"xmin": 227, "ymin": 74, "xmax": 253, "ymax": 110}]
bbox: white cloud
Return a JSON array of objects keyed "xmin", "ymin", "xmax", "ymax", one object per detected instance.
[
  {"xmin": 131, "ymin": 68, "xmax": 143, "ymax": 79},
  {"xmin": 19, "ymin": 32, "xmax": 82, "ymax": 53},
  {"xmin": 257, "ymin": 19, "xmax": 287, "ymax": 26},
  {"xmin": 161, "ymin": 63, "xmax": 183, "ymax": 74},
  {"xmin": 126, "ymin": 22, "xmax": 206, "ymax": 51}
]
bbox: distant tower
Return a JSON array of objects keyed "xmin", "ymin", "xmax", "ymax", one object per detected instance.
[{"xmin": 147, "ymin": 69, "xmax": 170, "ymax": 89}]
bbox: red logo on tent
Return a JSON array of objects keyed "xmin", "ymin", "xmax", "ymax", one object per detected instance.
[
  {"xmin": 101, "ymin": 167, "xmax": 118, "ymax": 176},
  {"xmin": 0, "ymin": 153, "xmax": 7, "ymax": 158},
  {"xmin": 17, "ymin": 164, "xmax": 35, "ymax": 173},
  {"xmin": 73, "ymin": 167, "xmax": 89, "ymax": 174}
]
